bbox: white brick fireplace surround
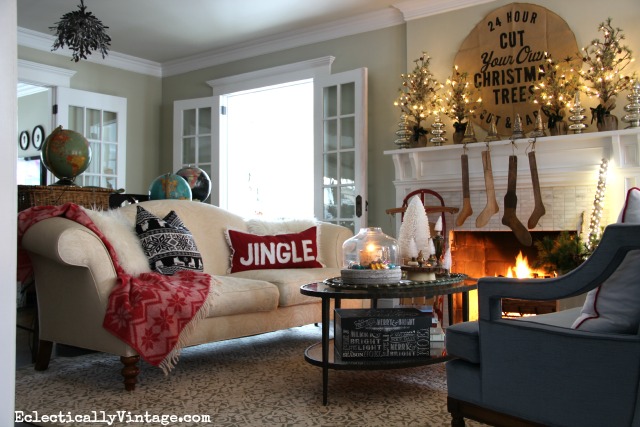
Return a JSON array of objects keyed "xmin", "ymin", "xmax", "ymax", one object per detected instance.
[{"xmin": 385, "ymin": 128, "xmax": 640, "ymax": 237}]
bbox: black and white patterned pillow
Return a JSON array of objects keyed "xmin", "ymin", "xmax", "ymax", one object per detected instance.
[{"xmin": 135, "ymin": 206, "xmax": 203, "ymax": 275}]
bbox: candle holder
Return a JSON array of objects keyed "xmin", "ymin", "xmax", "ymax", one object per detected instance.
[
  {"xmin": 623, "ymin": 82, "xmax": 640, "ymax": 128},
  {"xmin": 568, "ymin": 92, "xmax": 587, "ymax": 134}
]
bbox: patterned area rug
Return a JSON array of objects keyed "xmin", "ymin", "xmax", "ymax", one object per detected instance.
[{"xmin": 15, "ymin": 325, "xmax": 485, "ymax": 427}]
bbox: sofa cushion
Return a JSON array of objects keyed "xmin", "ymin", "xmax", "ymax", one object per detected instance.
[
  {"xmin": 225, "ymin": 227, "xmax": 322, "ymax": 273},
  {"xmin": 445, "ymin": 321, "xmax": 480, "ymax": 364},
  {"xmin": 230, "ymin": 267, "xmax": 341, "ymax": 307},
  {"xmin": 572, "ymin": 187, "xmax": 640, "ymax": 333},
  {"xmin": 206, "ymin": 276, "xmax": 279, "ymax": 318},
  {"xmin": 135, "ymin": 206, "xmax": 204, "ymax": 275}
]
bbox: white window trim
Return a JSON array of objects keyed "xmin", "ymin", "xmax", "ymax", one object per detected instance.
[
  {"xmin": 207, "ymin": 56, "xmax": 335, "ymax": 210},
  {"xmin": 206, "ymin": 56, "xmax": 335, "ymax": 95}
]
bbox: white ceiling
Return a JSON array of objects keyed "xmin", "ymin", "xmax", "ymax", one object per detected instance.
[
  {"xmin": 18, "ymin": 0, "xmax": 403, "ymax": 63},
  {"xmin": 17, "ymin": 0, "xmax": 491, "ymax": 75}
]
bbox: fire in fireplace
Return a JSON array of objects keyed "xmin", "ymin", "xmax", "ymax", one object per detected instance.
[{"xmin": 451, "ymin": 230, "xmax": 563, "ymax": 318}]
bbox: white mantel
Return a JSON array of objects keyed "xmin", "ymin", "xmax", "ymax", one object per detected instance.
[{"xmin": 384, "ymin": 128, "xmax": 640, "ymax": 234}]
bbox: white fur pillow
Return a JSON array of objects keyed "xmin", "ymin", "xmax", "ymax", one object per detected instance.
[
  {"xmin": 83, "ymin": 207, "xmax": 151, "ymax": 276},
  {"xmin": 246, "ymin": 218, "xmax": 317, "ymax": 235},
  {"xmin": 572, "ymin": 187, "xmax": 640, "ymax": 333}
]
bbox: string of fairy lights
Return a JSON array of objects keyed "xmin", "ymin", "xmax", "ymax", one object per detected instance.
[{"xmin": 586, "ymin": 158, "xmax": 609, "ymax": 251}]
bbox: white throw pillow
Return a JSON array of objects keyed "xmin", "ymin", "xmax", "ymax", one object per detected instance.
[{"xmin": 572, "ymin": 187, "xmax": 640, "ymax": 333}]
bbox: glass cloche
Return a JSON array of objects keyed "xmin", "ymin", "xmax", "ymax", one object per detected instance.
[{"xmin": 342, "ymin": 227, "xmax": 399, "ymax": 269}]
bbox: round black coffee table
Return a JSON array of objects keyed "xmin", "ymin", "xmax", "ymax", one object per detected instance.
[{"xmin": 300, "ymin": 274, "xmax": 475, "ymax": 405}]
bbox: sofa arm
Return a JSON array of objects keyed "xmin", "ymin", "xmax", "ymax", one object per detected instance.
[
  {"xmin": 21, "ymin": 217, "xmax": 119, "ymax": 305},
  {"xmin": 479, "ymin": 223, "xmax": 640, "ymax": 321},
  {"xmin": 316, "ymin": 222, "xmax": 353, "ymax": 268}
]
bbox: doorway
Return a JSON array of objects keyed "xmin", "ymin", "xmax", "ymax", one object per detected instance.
[{"xmin": 224, "ymin": 80, "xmax": 314, "ymax": 218}]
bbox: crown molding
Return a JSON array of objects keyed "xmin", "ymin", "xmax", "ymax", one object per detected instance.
[
  {"xmin": 19, "ymin": 4, "xmax": 420, "ymax": 79},
  {"xmin": 161, "ymin": 8, "xmax": 404, "ymax": 77},
  {"xmin": 207, "ymin": 56, "xmax": 335, "ymax": 96},
  {"xmin": 393, "ymin": 0, "xmax": 497, "ymax": 21},
  {"xmin": 18, "ymin": 27, "xmax": 163, "ymax": 78}
]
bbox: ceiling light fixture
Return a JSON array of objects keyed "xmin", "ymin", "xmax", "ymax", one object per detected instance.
[{"xmin": 50, "ymin": 0, "xmax": 111, "ymax": 62}]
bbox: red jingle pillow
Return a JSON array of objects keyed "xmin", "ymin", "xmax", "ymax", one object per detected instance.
[{"xmin": 225, "ymin": 226, "xmax": 323, "ymax": 273}]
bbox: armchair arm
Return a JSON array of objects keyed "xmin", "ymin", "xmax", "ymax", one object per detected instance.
[{"xmin": 479, "ymin": 224, "xmax": 640, "ymax": 321}]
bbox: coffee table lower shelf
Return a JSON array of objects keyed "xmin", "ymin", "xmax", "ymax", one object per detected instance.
[{"xmin": 304, "ymin": 340, "xmax": 451, "ymax": 370}]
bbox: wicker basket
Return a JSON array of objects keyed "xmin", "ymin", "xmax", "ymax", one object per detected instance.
[{"xmin": 18, "ymin": 185, "xmax": 113, "ymax": 212}]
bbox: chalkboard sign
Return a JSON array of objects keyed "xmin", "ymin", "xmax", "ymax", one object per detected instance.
[
  {"xmin": 454, "ymin": 3, "xmax": 579, "ymax": 135},
  {"xmin": 335, "ymin": 308, "xmax": 433, "ymax": 359}
]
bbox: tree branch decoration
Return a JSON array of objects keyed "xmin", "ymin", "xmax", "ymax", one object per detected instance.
[
  {"xmin": 394, "ymin": 52, "xmax": 443, "ymax": 143},
  {"xmin": 579, "ymin": 18, "xmax": 637, "ymax": 124},
  {"xmin": 530, "ymin": 54, "xmax": 581, "ymax": 129},
  {"xmin": 50, "ymin": 0, "xmax": 111, "ymax": 62},
  {"xmin": 444, "ymin": 66, "xmax": 482, "ymax": 131}
]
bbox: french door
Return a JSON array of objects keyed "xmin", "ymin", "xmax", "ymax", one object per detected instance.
[
  {"xmin": 314, "ymin": 68, "xmax": 368, "ymax": 231},
  {"xmin": 173, "ymin": 66, "xmax": 368, "ymax": 232},
  {"xmin": 55, "ymin": 87, "xmax": 127, "ymax": 189}
]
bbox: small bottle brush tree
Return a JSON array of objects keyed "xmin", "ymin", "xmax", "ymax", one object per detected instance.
[
  {"xmin": 444, "ymin": 66, "xmax": 482, "ymax": 135},
  {"xmin": 394, "ymin": 52, "xmax": 442, "ymax": 145},
  {"xmin": 398, "ymin": 196, "xmax": 431, "ymax": 263},
  {"xmin": 579, "ymin": 18, "xmax": 637, "ymax": 127},
  {"xmin": 530, "ymin": 54, "xmax": 581, "ymax": 131}
]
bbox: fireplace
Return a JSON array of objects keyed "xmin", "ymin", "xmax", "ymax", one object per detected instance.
[{"xmin": 385, "ymin": 129, "xmax": 640, "ymax": 319}]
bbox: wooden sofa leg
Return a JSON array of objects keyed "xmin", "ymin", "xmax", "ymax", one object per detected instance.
[
  {"xmin": 34, "ymin": 340, "xmax": 53, "ymax": 371},
  {"xmin": 120, "ymin": 355, "xmax": 140, "ymax": 391}
]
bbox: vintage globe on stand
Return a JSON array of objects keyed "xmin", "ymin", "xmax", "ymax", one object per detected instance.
[
  {"xmin": 40, "ymin": 125, "xmax": 92, "ymax": 186},
  {"xmin": 148, "ymin": 173, "xmax": 193, "ymax": 200},
  {"xmin": 176, "ymin": 165, "xmax": 211, "ymax": 202}
]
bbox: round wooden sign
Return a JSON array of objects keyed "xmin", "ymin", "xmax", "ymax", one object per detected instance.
[{"xmin": 454, "ymin": 3, "xmax": 579, "ymax": 136}]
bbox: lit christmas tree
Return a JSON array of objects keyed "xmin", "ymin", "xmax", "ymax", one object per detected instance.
[
  {"xmin": 580, "ymin": 18, "xmax": 637, "ymax": 127},
  {"xmin": 394, "ymin": 52, "xmax": 442, "ymax": 145}
]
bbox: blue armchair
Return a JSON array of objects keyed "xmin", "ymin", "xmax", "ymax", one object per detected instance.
[{"xmin": 445, "ymin": 223, "xmax": 640, "ymax": 427}]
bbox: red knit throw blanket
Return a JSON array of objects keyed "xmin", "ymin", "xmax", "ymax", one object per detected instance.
[{"xmin": 18, "ymin": 203, "xmax": 213, "ymax": 372}]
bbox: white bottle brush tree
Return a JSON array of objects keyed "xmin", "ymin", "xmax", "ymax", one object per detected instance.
[{"xmin": 398, "ymin": 196, "xmax": 431, "ymax": 262}]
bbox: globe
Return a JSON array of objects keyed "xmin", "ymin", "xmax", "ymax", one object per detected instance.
[
  {"xmin": 149, "ymin": 173, "xmax": 193, "ymax": 200},
  {"xmin": 40, "ymin": 125, "xmax": 92, "ymax": 186},
  {"xmin": 176, "ymin": 165, "xmax": 212, "ymax": 202}
]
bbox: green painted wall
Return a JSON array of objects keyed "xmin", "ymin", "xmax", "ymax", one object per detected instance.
[
  {"xmin": 161, "ymin": 25, "xmax": 406, "ymax": 233},
  {"xmin": 17, "ymin": 46, "xmax": 162, "ymax": 195}
]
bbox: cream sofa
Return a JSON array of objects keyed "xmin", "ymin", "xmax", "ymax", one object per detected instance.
[{"xmin": 20, "ymin": 200, "xmax": 353, "ymax": 390}]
